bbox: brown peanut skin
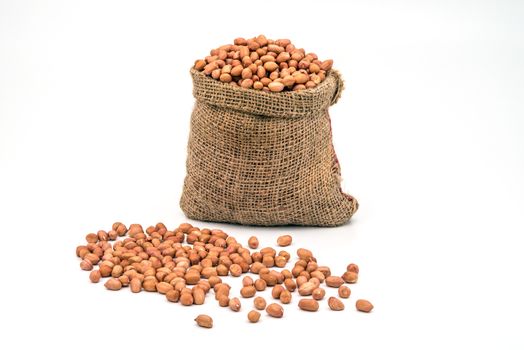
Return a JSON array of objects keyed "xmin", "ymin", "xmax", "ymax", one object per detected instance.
[
  {"xmin": 328, "ymin": 297, "xmax": 345, "ymax": 311},
  {"xmin": 229, "ymin": 297, "xmax": 241, "ymax": 312},
  {"xmin": 89, "ymin": 270, "xmax": 101, "ymax": 282},
  {"xmin": 356, "ymin": 299, "xmax": 374, "ymax": 312},
  {"xmin": 104, "ymin": 278, "xmax": 122, "ymax": 291},
  {"xmin": 338, "ymin": 285, "xmax": 351, "ymax": 298},
  {"xmin": 266, "ymin": 303, "xmax": 284, "ymax": 318},
  {"xmin": 248, "ymin": 236, "xmax": 259, "ymax": 249},
  {"xmin": 312, "ymin": 287, "xmax": 325, "ymax": 300},
  {"xmin": 298, "ymin": 299, "xmax": 319, "ymax": 312},
  {"xmin": 195, "ymin": 314, "xmax": 213, "ymax": 328},
  {"xmin": 248, "ymin": 310, "xmax": 261, "ymax": 323},
  {"xmin": 342, "ymin": 271, "xmax": 358, "ymax": 283},
  {"xmin": 326, "ymin": 276, "xmax": 345, "ymax": 288},
  {"xmin": 277, "ymin": 235, "xmax": 292, "ymax": 247},
  {"xmin": 254, "ymin": 296, "xmax": 267, "ymax": 310}
]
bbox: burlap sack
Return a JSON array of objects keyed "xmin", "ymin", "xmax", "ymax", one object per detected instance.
[{"xmin": 180, "ymin": 68, "xmax": 358, "ymax": 226}]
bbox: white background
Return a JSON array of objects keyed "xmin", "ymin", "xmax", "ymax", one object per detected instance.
[{"xmin": 1, "ymin": 0, "xmax": 523, "ymax": 348}]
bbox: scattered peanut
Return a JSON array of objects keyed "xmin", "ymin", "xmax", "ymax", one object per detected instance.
[
  {"xmin": 240, "ymin": 286, "xmax": 256, "ymax": 298},
  {"xmin": 80, "ymin": 259, "xmax": 93, "ymax": 271},
  {"xmin": 104, "ymin": 278, "xmax": 122, "ymax": 291},
  {"xmin": 346, "ymin": 263, "xmax": 359, "ymax": 273},
  {"xmin": 297, "ymin": 248, "xmax": 313, "ymax": 261},
  {"xmin": 338, "ymin": 285, "xmax": 351, "ymax": 299},
  {"xmin": 277, "ymin": 235, "xmax": 292, "ymax": 247},
  {"xmin": 328, "ymin": 297, "xmax": 345, "ymax": 311},
  {"xmin": 89, "ymin": 270, "xmax": 101, "ymax": 283},
  {"xmin": 312, "ymin": 287, "xmax": 325, "ymax": 300},
  {"xmin": 298, "ymin": 281, "xmax": 316, "ymax": 296},
  {"xmin": 195, "ymin": 314, "xmax": 213, "ymax": 328},
  {"xmin": 272, "ymin": 285, "xmax": 284, "ymax": 299},
  {"xmin": 166, "ymin": 289, "xmax": 179, "ymax": 302},
  {"xmin": 266, "ymin": 303, "xmax": 284, "ymax": 318},
  {"xmin": 279, "ymin": 290, "xmax": 292, "ymax": 304},
  {"xmin": 254, "ymin": 296, "xmax": 266, "ymax": 310},
  {"xmin": 229, "ymin": 297, "xmax": 241, "ymax": 312},
  {"xmin": 356, "ymin": 299, "xmax": 374, "ymax": 312},
  {"xmin": 76, "ymin": 222, "xmax": 372, "ymax": 327},
  {"xmin": 180, "ymin": 292, "xmax": 194, "ymax": 306},
  {"xmin": 248, "ymin": 236, "xmax": 259, "ymax": 249},
  {"xmin": 342, "ymin": 271, "xmax": 358, "ymax": 283},
  {"xmin": 325, "ymin": 276, "xmax": 345, "ymax": 288},
  {"xmin": 248, "ymin": 310, "xmax": 261, "ymax": 323},
  {"xmin": 298, "ymin": 299, "xmax": 319, "ymax": 312}
]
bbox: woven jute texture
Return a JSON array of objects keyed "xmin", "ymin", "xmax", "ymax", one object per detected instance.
[{"xmin": 180, "ymin": 68, "xmax": 358, "ymax": 226}]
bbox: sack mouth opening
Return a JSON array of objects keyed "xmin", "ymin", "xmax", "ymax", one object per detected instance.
[
  {"xmin": 190, "ymin": 68, "xmax": 337, "ymax": 96},
  {"xmin": 190, "ymin": 68, "xmax": 344, "ymax": 119}
]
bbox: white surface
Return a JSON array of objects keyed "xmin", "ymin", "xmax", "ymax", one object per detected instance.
[{"xmin": 1, "ymin": 0, "xmax": 523, "ymax": 348}]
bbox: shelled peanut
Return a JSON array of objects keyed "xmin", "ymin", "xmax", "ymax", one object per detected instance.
[
  {"xmin": 75, "ymin": 222, "xmax": 373, "ymax": 328},
  {"xmin": 193, "ymin": 35, "xmax": 334, "ymax": 92}
]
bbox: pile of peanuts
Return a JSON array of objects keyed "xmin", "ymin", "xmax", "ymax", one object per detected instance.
[
  {"xmin": 193, "ymin": 35, "xmax": 333, "ymax": 92},
  {"xmin": 76, "ymin": 222, "xmax": 373, "ymax": 328}
]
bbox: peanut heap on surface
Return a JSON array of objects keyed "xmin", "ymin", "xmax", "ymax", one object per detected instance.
[
  {"xmin": 76, "ymin": 222, "xmax": 373, "ymax": 328},
  {"xmin": 193, "ymin": 35, "xmax": 334, "ymax": 92}
]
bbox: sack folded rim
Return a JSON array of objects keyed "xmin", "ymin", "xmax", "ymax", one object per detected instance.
[{"xmin": 190, "ymin": 68, "xmax": 345, "ymax": 119}]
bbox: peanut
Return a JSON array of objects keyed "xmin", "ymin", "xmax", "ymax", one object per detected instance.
[
  {"xmin": 248, "ymin": 236, "xmax": 259, "ymax": 249},
  {"xmin": 284, "ymin": 278, "xmax": 296, "ymax": 292},
  {"xmin": 271, "ymin": 285, "xmax": 284, "ymax": 299},
  {"xmin": 242, "ymin": 276, "xmax": 254, "ymax": 287},
  {"xmin": 338, "ymin": 285, "xmax": 351, "ymax": 298},
  {"xmin": 89, "ymin": 270, "xmax": 101, "ymax": 283},
  {"xmin": 193, "ymin": 287, "xmax": 206, "ymax": 305},
  {"xmin": 104, "ymin": 278, "xmax": 122, "ymax": 291},
  {"xmin": 85, "ymin": 233, "xmax": 98, "ymax": 243},
  {"xmin": 156, "ymin": 282, "xmax": 173, "ymax": 294},
  {"xmin": 166, "ymin": 289, "xmax": 179, "ymax": 302},
  {"xmin": 229, "ymin": 264, "xmax": 242, "ymax": 277},
  {"xmin": 254, "ymin": 279, "xmax": 267, "ymax": 291},
  {"xmin": 276, "ymin": 235, "xmax": 292, "ymax": 247},
  {"xmin": 218, "ymin": 294, "xmax": 230, "ymax": 307},
  {"xmin": 342, "ymin": 271, "xmax": 358, "ymax": 283},
  {"xmin": 254, "ymin": 296, "xmax": 266, "ymax": 310},
  {"xmin": 312, "ymin": 287, "xmax": 325, "ymax": 300},
  {"xmin": 268, "ymin": 81, "xmax": 284, "ymax": 92},
  {"xmin": 194, "ymin": 59, "xmax": 206, "ymax": 71},
  {"xmin": 298, "ymin": 299, "xmax": 319, "ymax": 312},
  {"xmin": 346, "ymin": 263, "xmax": 359, "ymax": 273},
  {"xmin": 298, "ymin": 281, "xmax": 316, "ymax": 296},
  {"xmin": 180, "ymin": 292, "xmax": 194, "ymax": 306},
  {"xmin": 266, "ymin": 303, "xmax": 284, "ymax": 318},
  {"xmin": 229, "ymin": 297, "xmax": 241, "ymax": 312},
  {"xmin": 328, "ymin": 297, "xmax": 345, "ymax": 311},
  {"xmin": 279, "ymin": 290, "xmax": 292, "ymax": 304},
  {"xmin": 356, "ymin": 299, "xmax": 374, "ymax": 312},
  {"xmin": 248, "ymin": 310, "xmax": 261, "ymax": 323},
  {"xmin": 143, "ymin": 279, "xmax": 157, "ymax": 292},
  {"xmin": 320, "ymin": 59, "xmax": 333, "ymax": 71},
  {"xmin": 231, "ymin": 65, "xmax": 243, "ymax": 77},
  {"xmin": 80, "ymin": 259, "xmax": 93, "ymax": 271},
  {"xmin": 325, "ymin": 276, "xmax": 345, "ymax": 288},
  {"xmin": 294, "ymin": 73, "xmax": 308, "ymax": 84},
  {"xmin": 195, "ymin": 314, "xmax": 213, "ymax": 328},
  {"xmin": 297, "ymin": 248, "xmax": 313, "ymax": 261},
  {"xmin": 240, "ymin": 286, "xmax": 256, "ymax": 298}
]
